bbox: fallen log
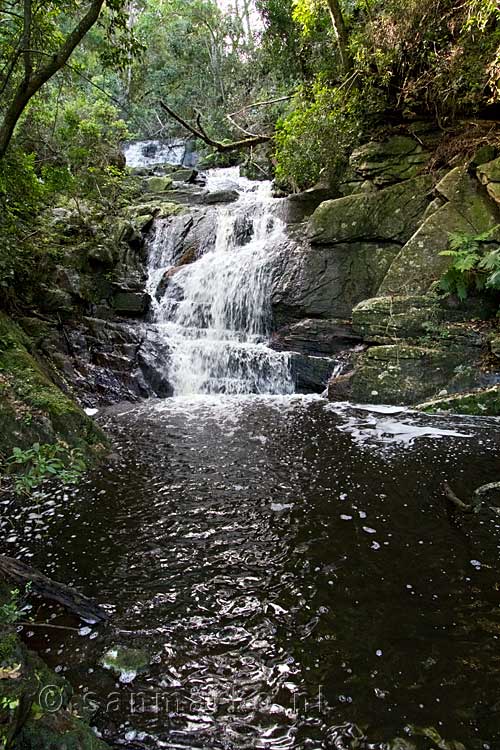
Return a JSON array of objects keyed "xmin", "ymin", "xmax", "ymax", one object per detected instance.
[
  {"xmin": 159, "ymin": 100, "xmax": 271, "ymax": 153},
  {"xmin": 0, "ymin": 555, "xmax": 108, "ymax": 623}
]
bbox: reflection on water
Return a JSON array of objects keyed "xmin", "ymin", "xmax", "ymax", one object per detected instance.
[{"xmin": 1, "ymin": 396, "xmax": 500, "ymax": 749}]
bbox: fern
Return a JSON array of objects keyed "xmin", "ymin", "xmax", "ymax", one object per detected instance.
[{"xmin": 439, "ymin": 226, "xmax": 500, "ymax": 300}]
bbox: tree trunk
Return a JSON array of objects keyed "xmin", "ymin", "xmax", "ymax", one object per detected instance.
[
  {"xmin": 0, "ymin": 0, "xmax": 106, "ymax": 158},
  {"xmin": 325, "ymin": 0, "xmax": 353, "ymax": 75}
]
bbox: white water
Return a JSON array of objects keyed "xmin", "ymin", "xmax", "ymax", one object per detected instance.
[
  {"xmin": 123, "ymin": 139, "xmax": 191, "ymax": 168},
  {"xmin": 146, "ymin": 167, "xmax": 293, "ymax": 396}
]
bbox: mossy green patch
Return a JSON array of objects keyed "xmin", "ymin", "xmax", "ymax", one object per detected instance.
[
  {"xmin": 416, "ymin": 385, "xmax": 500, "ymax": 416},
  {"xmin": 0, "ymin": 313, "xmax": 106, "ymax": 459}
]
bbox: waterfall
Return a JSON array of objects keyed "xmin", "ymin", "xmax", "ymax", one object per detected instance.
[
  {"xmin": 146, "ymin": 168, "xmax": 294, "ymax": 396},
  {"xmin": 123, "ymin": 139, "xmax": 196, "ymax": 169}
]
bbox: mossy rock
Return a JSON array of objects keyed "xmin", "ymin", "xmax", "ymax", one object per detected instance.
[
  {"xmin": 0, "ymin": 313, "xmax": 106, "ymax": 458},
  {"xmin": 308, "ymin": 175, "xmax": 433, "ymax": 246},
  {"xmin": 380, "ymin": 167, "xmax": 500, "ymax": 295},
  {"xmin": 477, "ymin": 155, "xmax": 500, "ymax": 207},
  {"xmin": 352, "ymin": 294, "xmax": 493, "ymax": 346},
  {"xmin": 142, "ymin": 175, "xmax": 173, "ymax": 194},
  {"xmin": 349, "ymin": 344, "xmax": 478, "ymax": 405},
  {"xmin": 350, "ymin": 136, "xmax": 429, "ymax": 186},
  {"xmin": 416, "ymin": 385, "xmax": 500, "ymax": 416}
]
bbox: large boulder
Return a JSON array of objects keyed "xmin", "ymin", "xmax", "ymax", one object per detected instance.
[
  {"xmin": 379, "ymin": 167, "xmax": 500, "ymax": 295},
  {"xmin": 352, "ymin": 294, "xmax": 493, "ymax": 344},
  {"xmin": 347, "ymin": 344, "xmax": 480, "ymax": 405},
  {"xmin": 271, "ymin": 237, "xmax": 401, "ymax": 324},
  {"xmin": 143, "ymin": 175, "xmax": 173, "ymax": 193},
  {"xmin": 308, "ymin": 175, "xmax": 433, "ymax": 246},
  {"xmin": 350, "ymin": 136, "xmax": 430, "ymax": 186}
]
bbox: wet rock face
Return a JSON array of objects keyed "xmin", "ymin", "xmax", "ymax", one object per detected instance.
[
  {"xmin": 271, "ymin": 235, "xmax": 401, "ymax": 324},
  {"xmin": 290, "ymin": 352, "xmax": 338, "ymax": 393},
  {"xmin": 271, "ymin": 318, "xmax": 362, "ymax": 356}
]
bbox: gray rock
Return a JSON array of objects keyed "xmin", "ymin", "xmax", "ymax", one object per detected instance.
[
  {"xmin": 271, "ymin": 236, "xmax": 401, "ymax": 324},
  {"xmin": 350, "ymin": 135, "xmax": 429, "ymax": 185},
  {"xmin": 308, "ymin": 176, "xmax": 433, "ymax": 246},
  {"xmin": 112, "ymin": 291, "xmax": 150, "ymax": 316},
  {"xmin": 143, "ymin": 175, "xmax": 173, "ymax": 193},
  {"xmin": 271, "ymin": 318, "xmax": 362, "ymax": 356},
  {"xmin": 380, "ymin": 167, "xmax": 500, "ymax": 295},
  {"xmin": 346, "ymin": 344, "xmax": 480, "ymax": 405},
  {"xmin": 203, "ymin": 189, "xmax": 239, "ymax": 205},
  {"xmin": 290, "ymin": 352, "xmax": 338, "ymax": 393}
]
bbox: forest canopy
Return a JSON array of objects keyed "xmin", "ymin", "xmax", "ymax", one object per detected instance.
[{"xmin": 0, "ymin": 0, "xmax": 499, "ymax": 212}]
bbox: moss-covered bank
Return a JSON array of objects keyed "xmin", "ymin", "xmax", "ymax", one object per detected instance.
[
  {"xmin": 0, "ymin": 313, "xmax": 106, "ymax": 460},
  {"xmin": 0, "ymin": 584, "xmax": 109, "ymax": 750}
]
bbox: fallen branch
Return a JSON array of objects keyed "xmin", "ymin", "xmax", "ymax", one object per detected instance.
[
  {"xmin": 443, "ymin": 481, "xmax": 474, "ymax": 513},
  {"xmin": 474, "ymin": 481, "xmax": 500, "ymax": 502},
  {"xmin": 159, "ymin": 100, "xmax": 271, "ymax": 153},
  {"xmin": 0, "ymin": 555, "xmax": 108, "ymax": 623}
]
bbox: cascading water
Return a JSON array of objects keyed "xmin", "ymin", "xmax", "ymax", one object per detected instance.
[{"xmin": 146, "ymin": 168, "xmax": 294, "ymax": 395}]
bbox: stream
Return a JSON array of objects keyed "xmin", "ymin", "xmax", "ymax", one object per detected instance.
[{"xmin": 1, "ymin": 165, "xmax": 500, "ymax": 750}]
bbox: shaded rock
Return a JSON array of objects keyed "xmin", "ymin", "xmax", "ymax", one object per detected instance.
[
  {"xmin": 87, "ymin": 243, "xmax": 115, "ymax": 267},
  {"xmin": 203, "ymin": 189, "xmax": 239, "ymax": 205},
  {"xmin": 350, "ymin": 136, "xmax": 429, "ymax": 186},
  {"xmin": 347, "ymin": 344, "xmax": 481, "ymax": 405},
  {"xmin": 290, "ymin": 352, "xmax": 338, "ymax": 393},
  {"xmin": 491, "ymin": 334, "xmax": 500, "ymax": 359},
  {"xmin": 112, "ymin": 291, "xmax": 150, "ymax": 316},
  {"xmin": 143, "ymin": 175, "xmax": 173, "ymax": 193},
  {"xmin": 170, "ymin": 167, "xmax": 198, "ymax": 183},
  {"xmin": 477, "ymin": 155, "xmax": 500, "ymax": 206},
  {"xmin": 471, "ymin": 144, "xmax": 497, "ymax": 168},
  {"xmin": 327, "ymin": 369, "xmax": 355, "ymax": 400},
  {"xmin": 0, "ymin": 312, "xmax": 106, "ymax": 456},
  {"xmin": 352, "ymin": 294, "xmax": 493, "ymax": 344},
  {"xmin": 380, "ymin": 167, "xmax": 500, "ymax": 295},
  {"xmin": 271, "ymin": 318, "xmax": 362, "ymax": 356},
  {"xmin": 416, "ymin": 385, "xmax": 500, "ymax": 416},
  {"xmin": 308, "ymin": 175, "xmax": 433, "ymax": 246},
  {"xmin": 271, "ymin": 236, "xmax": 401, "ymax": 324},
  {"xmin": 38, "ymin": 285, "xmax": 74, "ymax": 314},
  {"xmin": 283, "ymin": 181, "xmax": 339, "ymax": 223}
]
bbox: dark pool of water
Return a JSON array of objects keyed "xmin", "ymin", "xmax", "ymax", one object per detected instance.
[{"xmin": 1, "ymin": 396, "xmax": 500, "ymax": 749}]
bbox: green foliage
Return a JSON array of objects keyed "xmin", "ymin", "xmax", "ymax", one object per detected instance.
[
  {"xmin": 4, "ymin": 442, "xmax": 87, "ymax": 496},
  {"xmin": 274, "ymin": 79, "xmax": 381, "ymax": 191},
  {"xmin": 439, "ymin": 228, "xmax": 500, "ymax": 301},
  {"xmin": 0, "ymin": 590, "xmax": 21, "ymax": 628}
]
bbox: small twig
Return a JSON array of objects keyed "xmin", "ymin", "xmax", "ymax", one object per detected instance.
[{"xmin": 18, "ymin": 621, "xmax": 80, "ymax": 633}]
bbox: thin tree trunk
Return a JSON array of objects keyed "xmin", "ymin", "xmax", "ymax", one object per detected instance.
[
  {"xmin": 325, "ymin": 0, "xmax": 353, "ymax": 75},
  {"xmin": 0, "ymin": 0, "xmax": 105, "ymax": 158}
]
